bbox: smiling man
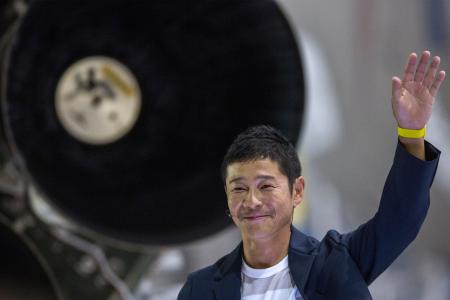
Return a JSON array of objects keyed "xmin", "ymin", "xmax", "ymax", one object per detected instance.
[
  {"xmin": 178, "ymin": 51, "xmax": 446, "ymax": 300},
  {"xmin": 224, "ymin": 129, "xmax": 304, "ymax": 271}
]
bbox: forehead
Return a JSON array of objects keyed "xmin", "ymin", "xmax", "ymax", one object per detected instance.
[{"xmin": 226, "ymin": 158, "xmax": 285, "ymax": 183}]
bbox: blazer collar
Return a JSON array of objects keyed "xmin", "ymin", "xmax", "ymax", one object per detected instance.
[
  {"xmin": 288, "ymin": 226, "xmax": 317, "ymax": 294},
  {"xmin": 212, "ymin": 226, "xmax": 316, "ymax": 299},
  {"xmin": 212, "ymin": 242, "xmax": 243, "ymax": 300}
]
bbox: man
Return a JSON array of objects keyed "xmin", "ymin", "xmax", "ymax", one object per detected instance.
[{"xmin": 178, "ymin": 51, "xmax": 446, "ymax": 299}]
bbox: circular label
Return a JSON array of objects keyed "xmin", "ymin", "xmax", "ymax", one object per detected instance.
[{"xmin": 55, "ymin": 56, "xmax": 141, "ymax": 144}]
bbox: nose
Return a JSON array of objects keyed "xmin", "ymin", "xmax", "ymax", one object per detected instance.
[{"xmin": 242, "ymin": 188, "xmax": 262, "ymax": 209}]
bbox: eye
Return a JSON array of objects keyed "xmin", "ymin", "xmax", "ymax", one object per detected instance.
[
  {"xmin": 261, "ymin": 184, "xmax": 275, "ymax": 190},
  {"xmin": 232, "ymin": 187, "xmax": 247, "ymax": 193}
]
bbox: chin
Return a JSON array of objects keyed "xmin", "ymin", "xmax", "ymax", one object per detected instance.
[{"xmin": 242, "ymin": 226, "xmax": 275, "ymax": 240}]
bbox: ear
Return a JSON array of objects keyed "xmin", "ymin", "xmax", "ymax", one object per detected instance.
[{"xmin": 292, "ymin": 176, "xmax": 305, "ymax": 208}]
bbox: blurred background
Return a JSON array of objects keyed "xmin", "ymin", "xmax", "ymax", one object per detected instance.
[{"xmin": 0, "ymin": 0, "xmax": 448, "ymax": 299}]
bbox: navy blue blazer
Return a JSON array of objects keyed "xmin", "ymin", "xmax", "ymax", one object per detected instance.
[{"xmin": 178, "ymin": 141, "xmax": 440, "ymax": 300}]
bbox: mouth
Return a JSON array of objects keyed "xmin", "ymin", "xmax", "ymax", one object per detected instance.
[{"xmin": 242, "ymin": 215, "xmax": 270, "ymax": 222}]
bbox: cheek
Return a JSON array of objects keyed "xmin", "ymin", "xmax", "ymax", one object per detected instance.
[
  {"xmin": 272, "ymin": 194, "xmax": 294, "ymax": 216},
  {"xmin": 228, "ymin": 201, "xmax": 242, "ymax": 225},
  {"xmin": 228, "ymin": 200, "xmax": 241, "ymax": 215},
  {"xmin": 227, "ymin": 192, "xmax": 244, "ymax": 206}
]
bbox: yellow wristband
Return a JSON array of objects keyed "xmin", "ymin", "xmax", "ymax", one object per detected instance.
[{"xmin": 397, "ymin": 126, "xmax": 426, "ymax": 139}]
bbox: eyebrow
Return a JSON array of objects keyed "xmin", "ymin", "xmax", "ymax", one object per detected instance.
[{"xmin": 228, "ymin": 175, "xmax": 276, "ymax": 184}]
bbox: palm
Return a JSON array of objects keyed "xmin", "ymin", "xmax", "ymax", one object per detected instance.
[
  {"xmin": 392, "ymin": 51, "xmax": 445, "ymax": 129},
  {"xmin": 394, "ymin": 81, "xmax": 433, "ymax": 129}
]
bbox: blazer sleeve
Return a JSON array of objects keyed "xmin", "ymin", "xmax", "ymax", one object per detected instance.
[{"xmin": 340, "ymin": 140, "xmax": 440, "ymax": 285}]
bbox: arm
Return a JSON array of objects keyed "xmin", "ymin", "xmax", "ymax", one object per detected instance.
[
  {"xmin": 342, "ymin": 51, "xmax": 445, "ymax": 283},
  {"xmin": 342, "ymin": 140, "xmax": 440, "ymax": 284}
]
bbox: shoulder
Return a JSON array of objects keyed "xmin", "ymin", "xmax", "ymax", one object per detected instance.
[
  {"xmin": 289, "ymin": 226, "xmax": 320, "ymax": 252},
  {"xmin": 288, "ymin": 226, "xmax": 355, "ymax": 272},
  {"xmin": 289, "ymin": 225, "xmax": 349, "ymax": 254},
  {"xmin": 290, "ymin": 226, "xmax": 351, "ymax": 257},
  {"xmin": 288, "ymin": 227, "xmax": 350, "ymax": 271}
]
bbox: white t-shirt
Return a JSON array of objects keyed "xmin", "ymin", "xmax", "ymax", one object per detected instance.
[{"xmin": 241, "ymin": 256, "xmax": 303, "ymax": 300}]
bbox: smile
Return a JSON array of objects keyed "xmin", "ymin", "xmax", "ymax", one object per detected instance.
[{"xmin": 243, "ymin": 215, "xmax": 269, "ymax": 222}]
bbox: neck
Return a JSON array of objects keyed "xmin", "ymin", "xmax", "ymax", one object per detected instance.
[{"xmin": 242, "ymin": 225, "xmax": 291, "ymax": 269}]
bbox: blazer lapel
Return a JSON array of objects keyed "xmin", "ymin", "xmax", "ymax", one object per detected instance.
[
  {"xmin": 288, "ymin": 226, "xmax": 316, "ymax": 296},
  {"xmin": 213, "ymin": 271, "xmax": 241, "ymax": 300},
  {"xmin": 213, "ymin": 243, "xmax": 243, "ymax": 300}
]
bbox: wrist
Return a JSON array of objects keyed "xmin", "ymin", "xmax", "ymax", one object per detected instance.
[
  {"xmin": 398, "ymin": 137, "xmax": 425, "ymax": 160},
  {"xmin": 398, "ymin": 136, "xmax": 424, "ymax": 145}
]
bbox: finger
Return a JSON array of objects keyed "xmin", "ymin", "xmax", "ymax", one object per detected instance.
[
  {"xmin": 430, "ymin": 70, "xmax": 446, "ymax": 97},
  {"xmin": 423, "ymin": 56, "xmax": 440, "ymax": 89},
  {"xmin": 392, "ymin": 76, "xmax": 403, "ymax": 100},
  {"xmin": 414, "ymin": 50, "xmax": 431, "ymax": 82},
  {"xmin": 403, "ymin": 52, "xmax": 417, "ymax": 83}
]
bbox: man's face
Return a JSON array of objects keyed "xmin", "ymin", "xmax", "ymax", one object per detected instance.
[{"xmin": 225, "ymin": 158, "xmax": 304, "ymax": 241}]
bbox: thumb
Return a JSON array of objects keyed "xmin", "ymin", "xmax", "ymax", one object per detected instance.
[{"xmin": 391, "ymin": 76, "xmax": 403, "ymax": 101}]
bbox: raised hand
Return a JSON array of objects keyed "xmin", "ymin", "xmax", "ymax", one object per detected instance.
[{"xmin": 391, "ymin": 51, "xmax": 446, "ymax": 130}]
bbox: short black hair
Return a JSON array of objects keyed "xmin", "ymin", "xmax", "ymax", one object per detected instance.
[{"xmin": 221, "ymin": 125, "xmax": 301, "ymax": 191}]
